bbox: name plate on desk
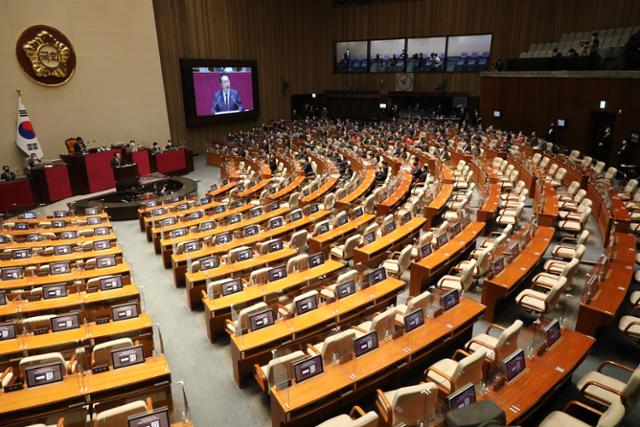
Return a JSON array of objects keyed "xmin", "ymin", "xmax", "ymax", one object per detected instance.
[
  {"xmin": 92, "ymin": 365, "xmax": 109, "ymax": 374},
  {"xmin": 28, "ymin": 295, "xmax": 42, "ymax": 302},
  {"xmin": 4, "ymin": 383, "xmax": 24, "ymax": 392},
  {"xmin": 34, "ymin": 328, "xmax": 48, "ymax": 335}
]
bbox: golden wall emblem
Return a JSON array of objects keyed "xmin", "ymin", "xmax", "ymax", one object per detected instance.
[{"xmin": 16, "ymin": 25, "xmax": 76, "ymax": 86}]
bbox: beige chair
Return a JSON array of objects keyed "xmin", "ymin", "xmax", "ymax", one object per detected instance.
[
  {"xmin": 93, "ymin": 400, "xmax": 150, "ymax": 427},
  {"xmin": 515, "ymin": 277, "xmax": 567, "ymax": 316},
  {"xmin": 279, "ymin": 290, "xmax": 319, "ymax": 318},
  {"xmin": 375, "ymin": 382, "xmax": 438, "ymax": 427},
  {"xmin": 425, "ymin": 348, "xmax": 486, "ymax": 395},
  {"xmin": 19, "ymin": 352, "xmax": 68, "ymax": 380},
  {"xmin": 352, "ymin": 308, "xmax": 396, "ymax": 340},
  {"xmin": 253, "ymin": 350, "xmax": 307, "ymax": 393},
  {"xmin": 20, "ymin": 314, "xmax": 56, "ymax": 333},
  {"xmin": 411, "ymin": 232, "xmax": 433, "ymax": 258},
  {"xmin": 321, "ymin": 193, "xmax": 335, "ymax": 211},
  {"xmin": 382, "ymin": 244, "xmax": 413, "ymax": 277},
  {"xmin": 394, "ymin": 290, "xmax": 431, "ymax": 323},
  {"xmin": 228, "ymin": 246, "xmax": 252, "ymax": 263},
  {"xmin": 316, "ymin": 406, "xmax": 379, "ymax": 427},
  {"xmin": 225, "ymin": 302, "xmax": 269, "ymax": 335},
  {"xmin": 559, "ymin": 198, "xmax": 592, "ymax": 220},
  {"xmin": 559, "ymin": 189, "xmax": 587, "ymax": 210},
  {"xmin": 618, "ymin": 304, "xmax": 640, "ymax": 341},
  {"xmin": 460, "ymin": 248, "xmax": 492, "ymax": 278},
  {"xmin": 288, "ymin": 230, "xmax": 308, "ymax": 253},
  {"xmin": 312, "ymin": 220, "xmax": 330, "ymax": 236},
  {"xmin": 321, "ymin": 269, "xmax": 358, "ymax": 300},
  {"xmin": 559, "ymin": 208, "xmax": 591, "ymax": 233},
  {"xmin": 249, "ymin": 267, "xmax": 271, "ymax": 286},
  {"xmin": 619, "ymin": 179, "xmax": 638, "ymax": 201},
  {"xmin": 577, "ymin": 361, "xmax": 640, "ymax": 409},
  {"xmin": 286, "ymin": 254, "xmax": 309, "ymax": 274},
  {"xmin": 496, "ymin": 202, "xmax": 524, "ymax": 226},
  {"xmin": 437, "ymin": 259, "xmax": 476, "ymax": 293},
  {"xmin": 206, "ymin": 277, "xmax": 238, "ymax": 298},
  {"xmin": 92, "ymin": 338, "xmax": 135, "ymax": 367},
  {"xmin": 465, "ymin": 319, "xmax": 523, "ymax": 364},
  {"xmin": 308, "ymin": 329, "xmax": 356, "ymax": 364},
  {"xmin": 533, "ymin": 258, "xmax": 579, "ymax": 289},
  {"xmin": 551, "ymin": 231, "xmax": 590, "ymax": 260},
  {"xmin": 544, "ymin": 245, "xmax": 586, "ymax": 273},
  {"xmin": 539, "ymin": 400, "xmax": 625, "ymax": 427},
  {"xmin": 330, "ymin": 234, "xmax": 361, "ymax": 261}
]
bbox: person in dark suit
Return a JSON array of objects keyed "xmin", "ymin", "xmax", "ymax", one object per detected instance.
[
  {"xmin": 111, "ymin": 152, "xmax": 124, "ymax": 168},
  {"xmin": 73, "ymin": 137, "xmax": 87, "ymax": 154},
  {"xmin": 375, "ymin": 161, "xmax": 389, "ymax": 183},
  {"xmin": 547, "ymin": 122, "xmax": 556, "ymax": 144},
  {"xmin": 210, "ymin": 73, "xmax": 243, "ymax": 114},
  {"xmin": 150, "ymin": 142, "xmax": 161, "ymax": 154},
  {"xmin": 1, "ymin": 165, "xmax": 16, "ymax": 181}
]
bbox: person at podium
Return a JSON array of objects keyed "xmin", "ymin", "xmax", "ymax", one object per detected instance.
[
  {"xmin": 111, "ymin": 152, "xmax": 125, "ymax": 168},
  {"xmin": 73, "ymin": 137, "xmax": 87, "ymax": 154}
]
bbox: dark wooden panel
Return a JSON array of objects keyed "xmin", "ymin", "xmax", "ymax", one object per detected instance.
[{"xmin": 153, "ymin": 0, "xmax": 640, "ymax": 151}]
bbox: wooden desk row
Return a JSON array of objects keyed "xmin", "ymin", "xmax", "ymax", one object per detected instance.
[
  {"xmin": 376, "ymin": 171, "xmax": 413, "ymax": 215},
  {"xmin": 0, "ymin": 233, "xmax": 118, "ymax": 252},
  {"xmin": 353, "ymin": 217, "xmax": 426, "ymax": 267},
  {"xmin": 0, "ymin": 246, "xmax": 123, "ymax": 269},
  {"xmin": 308, "ymin": 213, "xmax": 376, "ymax": 254}
]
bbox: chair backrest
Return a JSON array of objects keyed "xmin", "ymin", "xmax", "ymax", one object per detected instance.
[
  {"xmin": 229, "ymin": 246, "xmax": 251, "ymax": 262},
  {"xmin": 573, "ymin": 189, "xmax": 587, "ymax": 204},
  {"xmin": 577, "ymin": 230, "xmax": 590, "ymax": 245},
  {"xmin": 475, "ymin": 248, "xmax": 492, "ymax": 276},
  {"xmin": 249, "ymin": 267, "xmax": 271, "ymax": 286},
  {"xmin": 621, "ymin": 364, "xmax": 640, "ymax": 409},
  {"xmin": 207, "ymin": 277, "xmax": 235, "ymax": 298},
  {"xmin": 547, "ymin": 163, "xmax": 558, "ymax": 176},
  {"xmin": 266, "ymin": 350, "xmax": 307, "ymax": 389},
  {"xmin": 323, "ymin": 193, "xmax": 335, "ymax": 210},
  {"xmin": 313, "ymin": 220, "xmax": 330, "ymax": 236},
  {"xmin": 289, "ymin": 230, "xmax": 308, "ymax": 252},
  {"xmin": 580, "ymin": 156, "xmax": 592, "ymax": 169},
  {"xmin": 288, "ymin": 192, "xmax": 299, "ymax": 209},
  {"xmin": 19, "ymin": 352, "xmax": 66, "ymax": 380},
  {"xmin": 579, "ymin": 208, "xmax": 592, "ymax": 224},
  {"xmin": 573, "ymin": 244, "xmax": 586, "ymax": 260},
  {"xmin": 494, "ymin": 319, "xmax": 523, "ymax": 364},
  {"xmin": 396, "ymin": 245, "xmax": 413, "ymax": 273},
  {"xmin": 286, "ymin": 254, "xmax": 309, "ymax": 273},
  {"xmin": 406, "ymin": 290, "xmax": 431, "ymax": 314},
  {"xmin": 453, "ymin": 349, "xmax": 486, "ymax": 390},
  {"xmin": 596, "ymin": 401, "xmax": 626, "ymax": 427},
  {"xmin": 94, "ymin": 400, "xmax": 149, "ymax": 427},
  {"xmin": 20, "ymin": 314, "xmax": 56, "ymax": 333},
  {"xmin": 561, "ymin": 257, "xmax": 580, "ymax": 279},
  {"xmin": 333, "ymin": 211, "xmax": 348, "ymax": 228},
  {"xmin": 364, "ymin": 195, "xmax": 376, "ymax": 214},
  {"xmin": 460, "ymin": 259, "xmax": 476, "ymax": 291},
  {"xmin": 566, "ymin": 181, "xmax": 580, "ymax": 196},
  {"xmin": 320, "ymin": 330, "xmax": 356, "ymax": 364},
  {"xmin": 594, "ymin": 161, "xmax": 605, "ymax": 173},
  {"xmin": 532, "ymin": 153, "xmax": 542, "ymax": 164},
  {"xmin": 554, "ymin": 168, "xmax": 567, "ymax": 181},
  {"xmin": 337, "ymin": 269, "xmax": 358, "ymax": 286},
  {"xmin": 343, "ymin": 234, "xmax": 362, "ymax": 259},
  {"xmin": 389, "ymin": 382, "xmax": 438, "ymax": 426},
  {"xmin": 92, "ymin": 338, "xmax": 135, "ymax": 367},
  {"xmin": 604, "ymin": 166, "xmax": 617, "ymax": 181},
  {"xmin": 235, "ymin": 302, "xmax": 269, "ymax": 334},
  {"xmin": 623, "ymin": 179, "xmax": 638, "ymax": 195},
  {"xmin": 368, "ymin": 308, "xmax": 396, "ymax": 341}
]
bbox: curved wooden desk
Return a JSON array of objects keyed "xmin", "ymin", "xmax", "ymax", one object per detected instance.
[{"xmin": 353, "ymin": 217, "xmax": 426, "ymax": 267}]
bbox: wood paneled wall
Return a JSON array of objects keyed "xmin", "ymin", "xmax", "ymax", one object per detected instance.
[
  {"xmin": 153, "ymin": 0, "xmax": 640, "ymax": 151},
  {"xmin": 480, "ymin": 73, "xmax": 640, "ymax": 167}
]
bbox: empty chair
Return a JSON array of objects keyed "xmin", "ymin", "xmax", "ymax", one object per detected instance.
[
  {"xmin": 375, "ymin": 382, "xmax": 438, "ymax": 427},
  {"xmin": 249, "ymin": 267, "xmax": 271, "ymax": 286},
  {"xmin": 333, "ymin": 211, "xmax": 348, "ymax": 228},
  {"xmin": 20, "ymin": 314, "xmax": 56, "ymax": 333},
  {"xmin": 619, "ymin": 179, "xmax": 638, "ymax": 200},
  {"xmin": 308, "ymin": 329, "xmax": 356, "ymax": 364},
  {"xmin": 330, "ymin": 234, "xmax": 361, "ymax": 262},
  {"xmin": 225, "ymin": 302, "xmax": 269, "ymax": 335},
  {"xmin": 363, "ymin": 194, "xmax": 376, "ymax": 214},
  {"xmin": 206, "ymin": 277, "xmax": 238, "ymax": 298},
  {"xmin": 437, "ymin": 259, "xmax": 476, "ymax": 293},
  {"xmin": 604, "ymin": 167, "xmax": 618, "ymax": 182},
  {"xmin": 288, "ymin": 230, "xmax": 308, "ymax": 253},
  {"xmin": 92, "ymin": 338, "xmax": 135, "ymax": 367},
  {"xmin": 254, "ymin": 350, "xmax": 307, "ymax": 393},
  {"xmin": 312, "ymin": 220, "xmax": 330, "ymax": 236},
  {"xmin": 580, "ymin": 156, "xmax": 593, "ymax": 170},
  {"xmin": 593, "ymin": 161, "xmax": 606, "ymax": 174},
  {"xmin": 496, "ymin": 202, "xmax": 524, "ymax": 226},
  {"xmin": 425, "ymin": 348, "xmax": 486, "ymax": 395},
  {"xmin": 19, "ymin": 352, "xmax": 68, "ymax": 380},
  {"xmin": 316, "ymin": 406, "xmax": 379, "ymax": 427},
  {"xmin": 321, "ymin": 193, "xmax": 336, "ymax": 211},
  {"xmin": 460, "ymin": 247, "xmax": 492, "ymax": 278},
  {"xmin": 279, "ymin": 290, "xmax": 319, "ymax": 318},
  {"xmin": 285, "ymin": 191, "xmax": 299, "ymax": 209},
  {"xmin": 465, "ymin": 319, "xmax": 523, "ymax": 365},
  {"xmin": 321, "ymin": 269, "xmax": 358, "ymax": 300},
  {"xmin": 544, "ymin": 245, "xmax": 586, "ymax": 273},
  {"xmin": 352, "ymin": 308, "xmax": 396, "ymax": 340},
  {"xmin": 411, "ymin": 231, "xmax": 433, "ymax": 258},
  {"xmin": 382, "ymin": 244, "xmax": 413, "ymax": 277},
  {"xmin": 394, "ymin": 289, "xmax": 431, "ymax": 322},
  {"xmin": 93, "ymin": 400, "xmax": 150, "ymax": 427},
  {"xmin": 577, "ymin": 361, "xmax": 640, "ymax": 410},
  {"xmin": 550, "ymin": 167, "xmax": 567, "ymax": 187},
  {"xmin": 551, "ymin": 231, "xmax": 590, "ymax": 260},
  {"xmin": 559, "ymin": 208, "xmax": 591, "ymax": 234},
  {"xmin": 559, "ymin": 189, "xmax": 587, "ymax": 208},
  {"xmin": 539, "ymin": 401, "xmax": 625, "ymax": 427},
  {"xmin": 515, "ymin": 277, "xmax": 567, "ymax": 316},
  {"xmin": 533, "ymin": 258, "xmax": 579, "ymax": 289},
  {"xmin": 559, "ymin": 198, "xmax": 592, "ymax": 220}
]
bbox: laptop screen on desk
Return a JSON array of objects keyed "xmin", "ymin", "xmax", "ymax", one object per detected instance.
[
  {"xmin": 504, "ymin": 349, "xmax": 526, "ymax": 382},
  {"xmin": 199, "ymin": 256, "xmax": 219, "ymax": 271},
  {"xmin": 441, "ymin": 289, "xmax": 460, "ymax": 311},
  {"xmin": 448, "ymin": 383, "xmax": 476, "ymax": 410},
  {"xmin": 368, "ymin": 267, "xmax": 386, "ymax": 285},
  {"xmin": 268, "ymin": 265, "xmax": 287, "ymax": 282},
  {"xmin": 308, "ymin": 252, "xmax": 325, "ymax": 268},
  {"xmin": 295, "ymin": 294, "xmax": 318, "ymax": 315},
  {"xmin": 243, "ymin": 225, "xmax": 259, "ymax": 237},
  {"xmin": 336, "ymin": 280, "xmax": 356, "ymax": 299}
]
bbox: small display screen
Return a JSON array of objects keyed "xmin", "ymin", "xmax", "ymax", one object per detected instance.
[
  {"xmin": 317, "ymin": 222, "xmax": 330, "ymax": 235},
  {"xmin": 214, "ymin": 205, "xmax": 226, "ymax": 214},
  {"xmin": 128, "ymin": 408, "xmax": 171, "ymax": 427},
  {"xmin": 269, "ymin": 202, "xmax": 280, "ymax": 211},
  {"xmin": 295, "ymin": 294, "xmax": 318, "ymax": 315},
  {"xmin": 437, "ymin": 233, "xmax": 448, "ymax": 247},
  {"xmin": 201, "ymin": 197, "xmax": 211, "ymax": 205},
  {"xmin": 268, "ymin": 265, "xmax": 287, "ymax": 282},
  {"xmin": 0, "ymin": 291, "xmax": 6, "ymax": 305},
  {"xmin": 249, "ymin": 309, "xmax": 275, "ymax": 331},
  {"xmin": 51, "ymin": 313, "xmax": 80, "ymax": 332},
  {"xmin": 308, "ymin": 203, "xmax": 319, "ymax": 214},
  {"xmin": 15, "ymin": 222, "xmax": 29, "ymax": 230},
  {"xmin": 43, "ymin": 284, "xmax": 68, "ymax": 299},
  {"xmin": 111, "ymin": 303, "xmax": 139, "ymax": 321},
  {"xmin": 215, "ymin": 232, "xmax": 232, "ymax": 245},
  {"xmin": 269, "ymin": 217, "xmax": 283, "ymax": 229},
  {"xmin": 54, "ymin": 210, "xmax": 68, "ymax": 218},
  {"xmin": 404, "ymin": 308, "xmax": 424, "ymax": 332},
  {"xmin": 0, "ymin": 322, "xmax": 17, "ymax": 341},
  {"xmin": 461, "ymin": 215, "xmax": 471, "ymax": 228},
  {"xmin": 308, "ymin": 252, "xmax": 324, "ymax": 268},
  {"xmin": 220, "ymin": 278, "xmax": 243, "ymax": 296},
  {"xmin": 384, "ymin": 222, "xmax": 396, "ymax": 234},
  {"xmin": 161, "ymin": 217, "xmax": 177, "ymax": 227},
  {"xmin": 183, "ymin": 240, "xmax": 201, "ymax": 253},
  {"xmin": 504, "ymin": 349, "xmax": 526, "ymax": 382},
  {"xmin": 268, "ymin": 239, "xmax": 284, "ymax": 252},
  {"xmin": 189, "ymin": 211, "xmax": 203, "ymax": 220},
  {"xmin": 51, "ymin": 220, "xmax": 66, "ymax": 228},
  {"xmin": 354, "ymin": 331, "xmax": 378, "ymax": 357},
  {"xmin": 353, "ymin": 206, "xmax": 364, "ymax": 218},
  {"xmin": 200, "ymin": 221, "xmax": 216, "ymax": 231},
  {"xmin": 85, "ymin": 208, "xmax": 99, "ymax": 215},
  {"xmin": 448, "ymin": 383, "xmax": 476, "ymax": 410},
  {"xmin": 441, "ymin": 289, "xmax": 460, "ymax": 311},
  {"xmin": 544, "ymin": 319, "xmax": 561, "ymax": 348},
  {"xmin": 450, "ymin": 222, "xmax": 461, "ymax": 236},
  {"xmin": 1, "ymin": 267, "xmax": 23, "ymax": 280},
  {"xmin": 151, "ymin": 208, "xmax": 165, "ymax": 216},
  {"xmin": 176, "ymin": 202, "xmax": 189, "ymax": 211},
  {"xmin": 336, "ymin": 280, "xmax": 356, "ymax": 299},
  {"xmin": 363, "ymin": 231, "xmax": 375, "ymax": 244},
  {"xmin": 249, "ymin": 207, "xmax": 263, "ymax": 218},
  {"xmin": 293, "ymin": 355, "xmax": 323, "ymax": 383},
  {"xmin": 290, "ymin": 209, "xmax": 303, "ymax": 221},
  {"xmin": 235, "ymin": 248, "xmax": 253, "ymax": 261},
  {"xmin": 492, "ymin": 256, "xmax": 505, "ymax": 276},
  {"xmin": 94, "ymin": 227, "xmax": 109, "ymax": 236},
  {"xmin": 94, "ymin": 240, "xmax": 111, "ymax": 250},
  {"xmin": 25, "ymin": 363, "xmax": 64, "ymax": 388},
  {"xmin": 24, "ymin": 211, "xmax": 37, "ymax": 218},
  {"xmin": 228, "ymin": 213, "xmax": 242, "ymax": 224},
  {"xmin": 230, "ymin": 199, "xmax": 244, "ymax": 208},
  {"xmin": 97, "ymin": 255, "xmax": 116, "ymax": 268},
  {"xmin": 368, "ymin": 267, "xmax": 386, "ymax": 285},
  {"xmin": 337, "ymin": 214, "xmax": 349, "ymax": 227},
  {"xmin": 112, "ymin": 345, "xmax": 145, "ymax": 369},
  {"xmin": 243, "ymin": 225, "xmax": 259, "ymax": 237},
  {"xmin": 100, "ymin": 275, "xmax": 123, "ymax": 291},
  {"xmin": 87, "ymin": 217, "xmax": 101, "ymax": 225},
  {"xmin": 199, "ymin": 256, "xmax": 219, "ymax": 271},
  {"xmin": 420, "ymin": 243, "xmax": 432, "ymax": 257},
  {"xmin": 11, "ymin": 248, "xmax": 31, "ymax": 259},
  {"xmin": 60, "ymin": 231, "xmax": 77, "ymax": 239}
]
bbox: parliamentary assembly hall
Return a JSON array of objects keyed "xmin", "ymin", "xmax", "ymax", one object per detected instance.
[{"xmin": 0, "ymin": 0, "xmax": 639, "ymax": 426}]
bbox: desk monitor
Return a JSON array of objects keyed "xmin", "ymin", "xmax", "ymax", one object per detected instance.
[
  {"xmin": 354, "ymin": 331, "xmax": 378, "ymax": 357},
  {"xmin": 53, "ymin": 210, "xmax": 68, "ymax": 218},
  {"xmin": 269, "ymin": 202, "xmax": 280, "ymax": 211},
  {"xmin": 15, "ymin": 222, "xmax": 29, "ymax": 230},
  {"xmin": 0, "ymin": 291, "xmax": 6, "ymax": 305},
  {"xmin": 100, "ymin": 275, "xmax": 123, "ymax": 291},
  {"xmin": 293, "ymin": 354, "xmax": 323, "ymax": 384},
  {"xmin": 491, "ymin": 256, "xmax": 505, "ymax": 276},
  {"xmin": 269, "ymin": 217, "xmax": 283, "ymax": 229},
  {"xmin": 85, "ymin": 208, "xmax": 99, "ymax": 215},
  {"xmin": 295, "ymin": 293, "xmax": 318, "ymax": 315},
  {"xmin": 403, "ymin": 308, "xmax": 424, "ymax": 332},
  {"xmin": 222, "ymin": 179, "xmax": 229, "ymax": 186},
  {"xmin": 215, "ymin": 232, "xmax": 232, "ymax": 245},
  {"xmin": 311, "ymin": 182, "xmax": 319, "ymax": 192},
  {"xmin": 182, "ymin": 240, "xmax": 201, "ymax": 253},
  {"xmin": 0, "ymin": 235, "xmax": 10, "ymax": 243},
  {"xmin": 151, "ymin": 208, "xmax": 164, "ymax": 217},
  {"xmin": 168, "ymin": 196, "xmax": 180, "ymax": 203},
  {"xmin": 544, "ymin": 319, "xmax": 561, "ymax": 348},
  {"xmin": 308, "ymin": 203, "xmax": 319, "ymax": 214},
  {"xmin": 352, "ymin": 206, "xmax": 364, "ymax": 218},
  {"xmin": 249, "ymin": 309, "xmax": 275, "ymax": 331},
  {"xmin": 51, "ymin": 220, "xmax": 66, "ymax": 228},
  {"xmin": 213, "ymin": 205, "xmax": 226, "ymax": 214},
  {"xmin": 337, "ymin": 214, "xmax": 349, "ymax": 227},
  {"xmin": 199, "ymin": 256, "xmax": 219, "ymax": 271},
  {"xmin": 363, "ymin": 231, "xmax": 376, "ymax": 245},
  {"xmin": 268, "ymin": 186, "xmax": 277, "ymax": 195},
  {"xmin": 11, "ymin": 248, "xmax": 31, "ymax": 259},
  {"xmin": 97, "ymin": 255, "xmax": 116, "ymax": 268},
  {"xmin": 161, "ymin": 217, "xmax": 177, "ymax": 227},
  {"xmin": 236, "ymin": 184, "xmax": 245, "ymax": 192},
  {"xmin": 402, "ymin": 211, "xmax": 412, "ymax": 223},
  {"xmin": 27, "ymin": 233, "xmax": 44, "ymax": 241},
  {"xmin": 336, "ymin": 280, "xmax": 356, "ymax": 299},
  {"xmin": 243, "ymin": 225, "xmax": 259, "ymax": 237},
  {"xmin": 268, "ymin": 238, "xmax": 284, "ymax": 252},
  {"xmin": 230, "ymin": 199, "xmax": 244, "ymax": 208},
  {"xmin": 87, "ymin": 216, "xmax": 101, "ymax": 225},
  {"xmin": 317, "ymin": 222, "xmax": 330, "ymax": 235},
  {"xmin": 60, "ymin": 230, "xmax": 77, "ymax": 239},
  {"xmin": 43, "ymin": 284, "xmax": 67, "ymax": 299},
  {"xmin": 111, "ymin": 302, "xmax": 139, "ymax": 321},
  {"xmin": 308, "ymin": 252, "xmax": 324, "ymax": 268},
  {"xmin": 504, "ymin": 349, "xmax": 526, "ymax": 382},
  {"xmin": 176, "ymin": 202, "xmax": 189, "ymax": 211},
  {"xmin": 53, "ymin": 245, "xmax": 72, "ymax": 258},
  {"xmin": 268, "ymin": 265, "xmax": 287, "ymax": 282},
  {"xmin": 168, "ymin": 228, "xmax": 186, "ymax": 239},
  {"xmin": 290, "ymin": 209, "xmax": 303, "ymax": 222},
  {"xmin": 94, "ymin": 227, "xmax": 109, "ymax": 236},
  {"xmin": 0, "ymin": 322, "xmax": 17, "ymax": 341},
  {"xmin": 249, "ymin": 207, "xmax": 263, "ymax": 218},
  {"xmin": 189, "ymin": 211, "xmax": 203, "ymax": 220},
  {"xmin": 127, "ymin": 407, "xmax": 171, "ymax": 427},
  {"xmin": 93, "ymin": 240, "xmax": 111, "ymax": 251},
  {"xmin": 200, "ymin": 197, "xmax": 211, "ymax": 205},
  {"xmin": 51, "ymin": 312, "xmax": 80, "ymax": 332},
  {"xmin": 200, "ymin": 221, "xmax": 216, "ymax": 231},
  {"xmin": 302, "ymin": 188, "xmax": 310, "ymax": 197},
  {"xmin": 235, "ymin": 248, "xmax": 253, "ymax": 261},
  {"xmin": 228, "ymin": 213, "xmax": 242, "ymax": 224},
  {"xmin": 437, "ymin": 232, "xmax": 449, "ymax": 248},
  {"xmin": 210, "ymin": 184, "xmax": 218, "ymax": 191},
  {"xmin": 220, "ymin": 278, "xmax": 243, "ymax": 296},
  {"xmin": 2, "ymin": 267, "xmax": 23, "ymax": 280},
  {"xmin": 450, "ymin": 222, "xmax": 461, "ymax": 236},
  {"xmin": 441, "ymin": 289, "xmax": 460, "ymax": 311},
  {"xmin": 509, "ymin": 242, "xmax": 520, "ymax": 260},
  {"xmin": 420, "ymin": 243, "xmax": 433, "ymax": 258},
  {"xmin": 25, "ymin": 362, "xmax": 64, "ymax": 388},
  {"xmin": 112, "ymin": 345, "xmax": 145, "ymax": 369},
  {"xmin": 368, "ymin": 267, "xmax": 386, "ymax": 285},
  {"xmin": 384, "ymin": 221, "xmax": 396, "ymax": 234},
  {"xmin": 448, "ymin": 383, "xmax": 476, "ymax": 410}
]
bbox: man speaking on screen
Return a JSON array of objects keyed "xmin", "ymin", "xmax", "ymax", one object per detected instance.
[{"xmin": 211, "ymin": 73, "xmax": 243, "ymax": 114}]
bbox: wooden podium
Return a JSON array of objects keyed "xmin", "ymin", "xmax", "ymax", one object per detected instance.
[{"xmin": 114, "ymin": 163, "xmax": 140, "ymax": 192}]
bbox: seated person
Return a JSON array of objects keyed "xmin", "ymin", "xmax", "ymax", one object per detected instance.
[
  {"xmin": 111, "ymin": 152, "xmax": 126, "ymax": 168},
  {"xmin": 303, "ymin": 157, "xmax": 314, "ymax": 177},
  {"xmin": 150, "ymin": 142, "xmax": 161, "ymax": 154},
  {"xmin": 164, "ymin": 140, "xmax": 174, "ymax": 151},
  {"xmin": 268, "ymin": 155, "xmax": 277, "ymax": 174},
  {"xmin": 25, "ymin": 153, "xmax": 42, "ymax": 170},
  {"xmin": 375, "ymin": 161, "xmax": 389, "ymax": 183},
  {"xmin": 1, "ymin": 165, "xmax": 16, "ymax": 181},
  {"xmin": 73, "ymin": 137, "xmax": 87, "ymax": 154}
]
